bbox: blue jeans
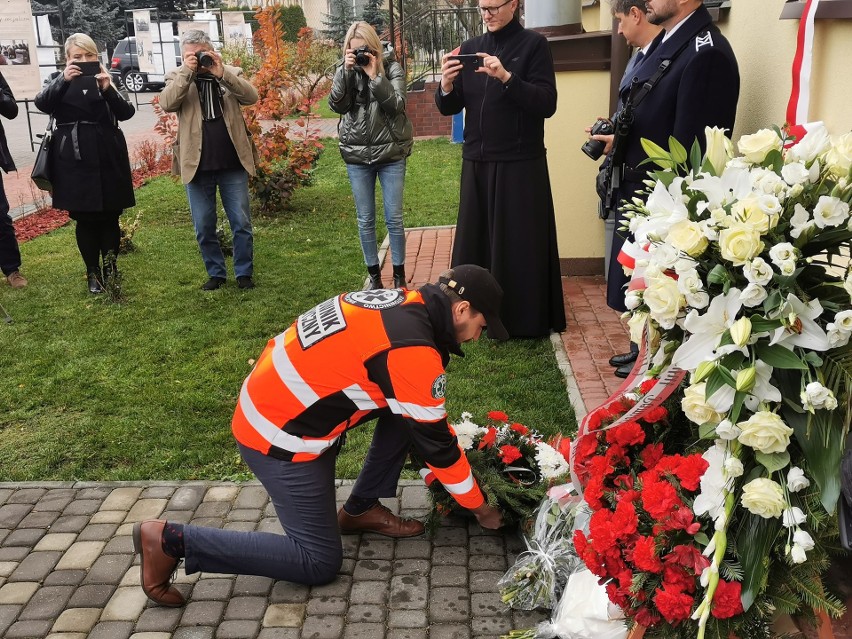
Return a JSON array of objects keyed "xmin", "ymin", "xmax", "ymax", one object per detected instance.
[
  {"xmin": 185, "ymin": 169, "xmax": 254, "ymax": 279},
  {"xmin": 346, "ymin": 159, "xmax": 406, "ymax": 267}
]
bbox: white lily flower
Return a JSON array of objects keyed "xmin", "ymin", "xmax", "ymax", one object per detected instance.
[
  {"xmin": 689, "ymin": 166, "xmax": 752, "ymax": 210},
  {"xmin": 671, "ymin": 289, "xmax": 744, "ymax": 370},
  {"xmin": 769, "ymin": 294, "xmax": 830, "ymax": 351},
  {"xmin": 744, "ymin": 361, "xmax": 783, "ymax": 412},
  {"xmin": 788, "ymin": 121, "xmax": 831, "ymax": 163}
]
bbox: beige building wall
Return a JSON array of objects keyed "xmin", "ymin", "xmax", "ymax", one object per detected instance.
[{"xmin": 551, "ymin": 0, "xmax": 852, "ymax": 269}]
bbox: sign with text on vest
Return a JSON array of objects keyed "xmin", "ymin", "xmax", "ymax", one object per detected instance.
[{"xmin": 0, "ymin": 0, "xmax": 41, "ymax": 99}]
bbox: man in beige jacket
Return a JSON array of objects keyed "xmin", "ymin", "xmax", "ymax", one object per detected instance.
[{"xmin": 160, "ymin": 30, "xmax": 259, "ymax": 290}]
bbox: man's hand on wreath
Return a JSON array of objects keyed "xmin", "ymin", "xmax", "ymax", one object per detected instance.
[{"xmin": 470, "ymin": 503, "xmax": 503, "ymax": 529}]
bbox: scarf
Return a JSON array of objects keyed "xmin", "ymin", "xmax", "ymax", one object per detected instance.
[{"xmin": 195, "ymin": 74, "xmax": 223, "ymax": 121}]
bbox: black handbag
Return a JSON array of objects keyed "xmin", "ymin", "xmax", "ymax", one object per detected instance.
[{"xmin": 31, "ymin": 115, "xmax": 55, "ymax": 192}]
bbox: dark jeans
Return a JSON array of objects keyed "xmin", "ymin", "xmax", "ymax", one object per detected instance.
[
  {"xmin": 0, "ymin": 174, "xmax": 22, "ymax": 276},
  {"xmin": 183, "ymin": 415, "xmax": 411, "ymax": 585}
]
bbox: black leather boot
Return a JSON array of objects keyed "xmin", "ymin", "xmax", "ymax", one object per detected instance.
[
  {"xmin": 392, "ymin": 265, "xmax": 406, "ymax": 289},
  {"xmin": 366, "ymin": 264, "xmax": 383, "ymax": 290}
]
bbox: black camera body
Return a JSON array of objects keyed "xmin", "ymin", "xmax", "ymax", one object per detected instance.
[
  {"xmin": 581, "ymin": 118, "xmax": 615, "ymax": 160},
  {"xmin": 354, "ymin": 45, "xmax": 375, "ymax": 68},
  {"xmin": 197, "ymin": 51, "xmax": 215, "ymax": 69}
]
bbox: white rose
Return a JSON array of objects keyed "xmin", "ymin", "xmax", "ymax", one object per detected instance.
[
  {"xmin": 825, "ymin": 132, "xmax": 852, "ymax": 178},
  {"xmin": 705, "ymin": 126, "xmax": 734, "ymax": 175},
  {"xmin": 682, "ymin": 383, "xmax": 726, "ymax": 425},
  {"xmin": 827, "ymin": 323, "xmax": 852, "ymax": 348},
  {"xmin": 740, "ymin": 283, "xmax": 769, "ymax": 307},
  {"xmin": 668, "ymin": 220, "xmax": 709, "ymax": 257},
  {"xmin": 813, "ymin": 195, "xmax": 850, "ymax": 229},
  {"xmin": 793, "ymin": 529, "xmax": 815, "ymax": 551},
  {"xmin": 625, "ymin": 289, "xmax": 643, "ymax": 310},
  {"xmin": 737, "ymin": 411, "xmax": 794, "ymax": 454},
  {"xmin": 724, "ymin": 457, "xmax": 744, "ymax": 477},
  {"xmin": 835, "ymin": 310, "xmax": 852, "ymax": 331},
  {"xmin": 743, "ymin": 257, "xmax": 773, "ymax": 286},
  {"xmin": 786, "ymin": 466, "xmax": 811, "ymax": 493},
  {"xmin": 677, "ymin": 268, "xmax": 703, "ymax": 295},
  {"xmin": 715, "ymin": 419, "xmax": 742, "ymax": 440},
  {"xmin": 644, "ymin": 272, "xmax": 684, "ymax": 329},
  {"xmin": 777, "ymin": 259, "xmax": 797, "ymax": 277},
  {"xmin": 741, "ymin": 477, "xmax": 786, "ymax": 518},
  {"xmin": 769, "ymin": 242, "xmax": 797, "ymax": 265},
  {"xmin": 801, "ymin": 381, "xmax": 838, "ymax": 411},
  {"xmin": 782, "ymin": 506, "xmax": 807, "ymax": 528},
  {"xmin": 733, "ymin": 194, "xmax": 776, "ymax": 233},
  {"xmin": 788, "ymin": 122, "xmax": 831, "ymax": 163},
  {"xmin": 719, "ymin": 223, "xmax": 765, "ymax": 266},
  {"xmin": 738, "ymin": 129, "xmax": 783, "ymax": 164},
  {"xmin": 781, "ymin": 161, "xmax": 811, "ymax": 186}
]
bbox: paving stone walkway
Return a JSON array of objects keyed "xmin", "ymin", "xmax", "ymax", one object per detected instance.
[{"xmin": 0, "ymin": 481, "xmax": 547, "ymax": 639}]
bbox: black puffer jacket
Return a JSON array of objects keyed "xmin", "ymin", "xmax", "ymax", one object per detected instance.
[{"xmin": 328, "ymin": 49, "xmax": 413, "ymax": 166}]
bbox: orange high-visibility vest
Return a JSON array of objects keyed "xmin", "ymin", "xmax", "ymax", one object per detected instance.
[{"xmin": 232, "ymin": 286, "xmax": 484, "ymax": 510}]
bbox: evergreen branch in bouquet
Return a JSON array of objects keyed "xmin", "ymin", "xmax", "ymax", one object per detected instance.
[{"xmin": 788, "ymin": 570, "xmax": 846, "ymax": 618}]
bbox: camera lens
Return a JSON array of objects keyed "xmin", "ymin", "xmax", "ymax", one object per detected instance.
[
  {"xmin": 581, "ymin": 139, "xmax": 606, "ymax": 160},
  {"xmin": 197, "ymin": 52, "xmax": 214, "ymax": 68}
]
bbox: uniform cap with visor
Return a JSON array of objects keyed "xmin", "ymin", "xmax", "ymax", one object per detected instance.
[{"xmin": 438, "ymin": 264, "xmax": 509, "ymax": 340}]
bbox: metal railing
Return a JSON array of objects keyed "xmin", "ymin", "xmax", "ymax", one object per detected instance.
[{"xmin": 382, "ymin": 7, "xmax": 483, "ymax": 89}]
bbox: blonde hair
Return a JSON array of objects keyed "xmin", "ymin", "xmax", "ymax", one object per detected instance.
[
  {"xmin": 343, "ymin": 21, "xmax": 385, "ymax": 77},
  {"xmin": 64, "ymin": 33, "xmax": 98, "ymax": 59}
]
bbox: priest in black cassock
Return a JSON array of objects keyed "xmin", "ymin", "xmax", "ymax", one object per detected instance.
[{"xmin": 435, "ymin": 0, "xmax": 565, "ymax": 339}]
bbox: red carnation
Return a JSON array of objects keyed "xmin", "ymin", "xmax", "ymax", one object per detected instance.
[
  {"xmin": 606, "ymin": 581, "xmax": 630, "ymax": 608},
  {"xmin": 586, "ymin": 410, "xmax": 604, "ymax": 431},
  {"xmin": 654, "ymin": 584, "xmax": 695, "ymax": 624},
  {"xmin": 639, "ymin": 378, "xmax": 657, "ymax": 394},
  {"xmin": 673, "ymin": 453, "xmax": 710, "ymax": 492},
  {"xmin": 642, "ymin": 479, "xmax": 683, "ymax": 521},
  {"xmin": 662, "ymin": 563, "xmax": 697, "ymax": 594},
  {"xmin": 510, "ymin": 423, "xmax": 529, "ymax": 435},
  {"xmin": 488, "ymin": 410, "xmax": 509, "ymax": 422},
  {"xmin": 631, "ymin": 535, "xmax": 663, "ymax": 573},
  {"xmin": 612, "ymin": 499, "xmax": 639, "ymax": 538},
  {"xmin": 549, "ymin": 435, "xmax": 571, "ymax": 463},
  {"xmin": 712, "ymin": 579, "xmax": 744, "ymax": 619},
  {"xmin": 640, "ymin": 443, "xmax": 664, "ymax": 470},
  {"xmin": 499, "ymin": 445, "xmax": 523, "ymax": 464},
  {"xmin": 643, "ymin": 405, "xmax": 668, "ymax": 423},
  {"xmin": 606, "ymin": 420, "xmax": 646, "ymax": 448},
  {"xmin": 478, "ymin": 428, "xmax": 497, "ymax": 450},
  {"xmin": 633, "ymin": 607, "xmax": 662, "ymax": 628},
  {"xmin": 589, "ymin": 510, "xmax": 617, "ymax": 553}
]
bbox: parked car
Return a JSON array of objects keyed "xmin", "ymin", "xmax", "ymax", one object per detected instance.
[{"xmin": 109, "ymin": 36, "xmax": 181, "ymax": 92}]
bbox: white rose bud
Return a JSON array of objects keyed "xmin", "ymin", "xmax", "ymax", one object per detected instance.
[
  {"xmin": 769, "ymin": 242, "xmax": 797, "ymax": 265},
  {"xmin": 782, "ymin": 506, "xmax": 807, "ymax": 528},
  {"xmin": 625, "ymin": 289, "xmax": 642, "ymax": 310},
  {"xmin": 786, "ymin": 466, "xmax": 811, "ymax": 493},
  {"xmin": 743, "ymin": 257, "xmax": 774, "ymax": 286},
  {"xmin": 793, "ymin": 529, "xmax": 815, "ymax": 551},
  {"xmin": 777, "ymin": 259, "xmax": 797, "ymax": 277},
  {"xmin": 685, "ymin": 291, "xmax": 710, "ymax": 309},
  {"xmin": 715, "ymin": 419, "xmax": 741, "ymax": 440},
  {"xmin": 790, "ymin": 543, "xmax": 808, "ymax": 564}
]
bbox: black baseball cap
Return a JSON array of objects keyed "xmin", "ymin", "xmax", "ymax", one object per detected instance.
[{"xmin": 438, "ymin": 265, "xmax": 509, "ymax": 341}]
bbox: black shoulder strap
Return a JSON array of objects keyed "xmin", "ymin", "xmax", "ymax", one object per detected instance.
[{"xmin": 627, "ymin": 34, "xmax": 695, "ymax": 110}]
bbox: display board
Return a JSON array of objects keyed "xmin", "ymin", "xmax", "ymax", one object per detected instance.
[{"xmin": 0, "ymin": 0, "xmax": 41, "ymax": 99}]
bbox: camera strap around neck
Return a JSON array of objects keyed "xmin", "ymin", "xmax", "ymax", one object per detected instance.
[{"xmin": 626, "ymin": 35, "xmax": 693, "ymax": 112}]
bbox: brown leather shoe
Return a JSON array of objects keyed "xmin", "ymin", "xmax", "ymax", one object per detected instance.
[
  {"xmin": 338, "ymin": 503, "xmax": 425, "ymax": 538},
  {"xmin": 132, "ymin": 520, "xmax": 186, "ymax": 607}
]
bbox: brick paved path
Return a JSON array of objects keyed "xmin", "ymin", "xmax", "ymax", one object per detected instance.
[{"xmin": 0, "ymin": 481, "xmax": 548, "ymax": 639}]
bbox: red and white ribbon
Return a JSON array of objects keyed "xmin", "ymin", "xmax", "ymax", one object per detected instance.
[{"xmin": 785, "ymin": 0, "xmax": 821, "ymax": 143}]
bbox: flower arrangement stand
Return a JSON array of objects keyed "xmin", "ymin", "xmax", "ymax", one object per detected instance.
[{"xmin": 626, "ymin": 624, "xmax": 645, "ymax": 639}]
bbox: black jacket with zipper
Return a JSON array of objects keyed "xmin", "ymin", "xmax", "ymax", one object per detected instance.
[{"xmin": 435, "ymin": 19, "xmax": 556, "ymax": 162}]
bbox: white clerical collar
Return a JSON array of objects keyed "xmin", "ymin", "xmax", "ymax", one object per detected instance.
[{"xmin": 661, "ymin": 9, "xmax": 697, "ymax": 43}]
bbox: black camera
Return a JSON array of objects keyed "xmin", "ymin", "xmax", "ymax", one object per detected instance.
[
  {"xmin": 197, "ymin": 51, "xmax": 215, "ymax": 69},
  {"xmin": 581, "ymin": 118, "xmax": 615, "ymax": 160},
  {"xmin": 353, "ymin": 45, "xmax": 374, "ymax": 68}
]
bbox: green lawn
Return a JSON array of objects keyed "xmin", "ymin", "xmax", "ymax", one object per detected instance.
[{"xmin": 0, "ymin": 138, "xmax": 576, "ymax": 482}]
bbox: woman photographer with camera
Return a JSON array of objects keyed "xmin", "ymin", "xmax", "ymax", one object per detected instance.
[
  {"xmin": 35, "ymin": 33, "xmax": 134, "ymax": 294},
  {"xmin": 329, "ymin": 21, "xmax": 413, "ymax": 290}
]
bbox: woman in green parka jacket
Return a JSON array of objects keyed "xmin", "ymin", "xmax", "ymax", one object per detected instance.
[{"xmin": 329, "ymin": 21, "xmax": 413, "ymax": 290}]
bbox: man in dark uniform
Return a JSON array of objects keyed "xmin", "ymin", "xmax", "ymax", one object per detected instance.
[
  {"xmin": 590, "ymin": 0, "xmax": 739, "ymax": 377},
  {"xmin": 435, "ymin": 0, "xmax": 566, "ymax": 339}
]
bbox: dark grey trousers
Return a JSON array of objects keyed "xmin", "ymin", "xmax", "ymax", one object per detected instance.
[{"xmin": 183, "ymin": 415, "xmax": 411, "ymax": 585}]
